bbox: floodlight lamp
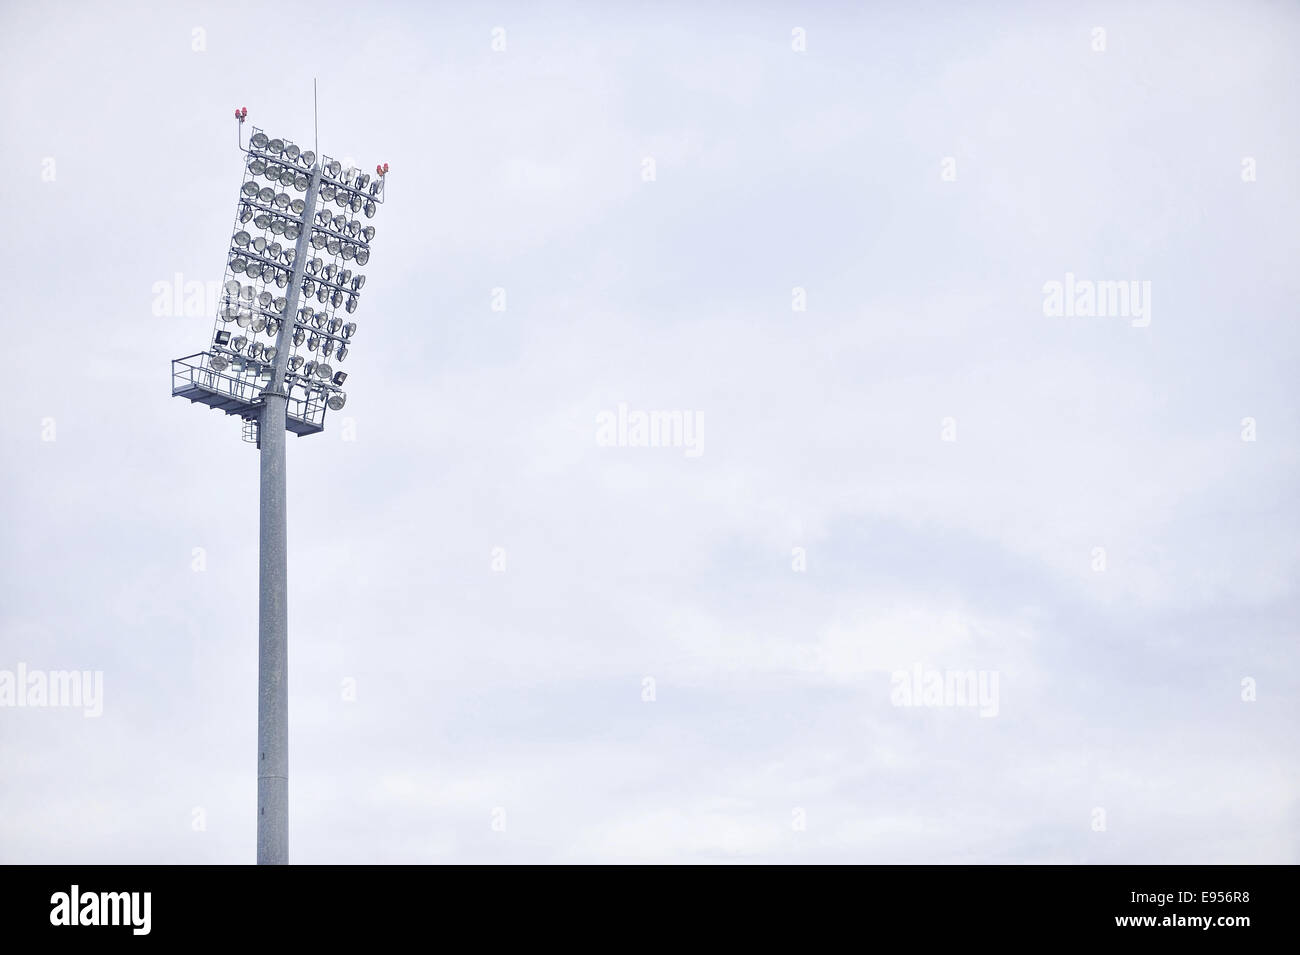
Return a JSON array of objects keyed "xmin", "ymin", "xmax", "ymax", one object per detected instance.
[
  {"xmin": 300, "ymin": 150, "xmax": 315, "ymax": 167},
  {"xmin": 257, "ymin": 291, "xmax": 272, "ymax": 308},
  {"xmin": 274, "ymin": 192, "xmax": 290, "ymax": 209},
  {"xmin": 292, "ymin": 328, "xmax": 306, "ymax": 346},
  {"xmin": 327, "ymin": 393, "xmax": 346, "ymax": 411},
  {"xmin": 312, "ymin": 310, "xmax": 328, "ymax": 328},
  {"xmin": 284, "ymin": 222, "xmax": 301, "ymax": 240},
  {"xmin": 263, "ymin": 346, "xmax": 277, "ymax": 363},
  {"xmin": 364, "ymin": 201, "xmax": 376, "ymax": 218},
  {"xmin": 254, "ymin": 213, "xmax": 272, "ymax": 230},
  {"xmin": 240, "ymin": 285, "xmax": 255, "ymax": 302},
  {"xmin": 259, "ymin": 187, "xmax": 275, "ymax": 203},
  {"xmin": 251, "ymin": 317, "xmax": 267, "ymax": 333},
  {"xmin": 251, "ymin": 132, "xmax": 269, "ymax": 149},
  {"xmin": 224, "ymin": 278, "xmax": 240, "ymax": 296},
  {"xmin": 268, "ymin": 138, "xmax": 284, "ymax": 155},
  {"xmin": 315, "ymin": 363, "xmax": 333, "ymax": 380},
  {"xmin": 349, "ymin": 195, "xmax": 362, "ymax": 214},
  {"xmin": 307, "ymin": 257, "xmax": 322, "ymax": 275},
  {"xmin": 266, "ymin": 318, "xmax": 281, "ymax": 337},
  {"xmin": 279, "ymin": 169, "xmax": 295, "ymax": 187},
  {"xmin": 270, "ymin": 218, "xmax": 286, "ymax": 235},
  {"xmin": 294, "ymin": 173, "xmax": 308, "ymax": 192},
  {"xmin": 234, "ymin": 230, "xmax": 251, "ymax": 248},
  {"xmin": 304, "ymin": 360, "xmax": 317, "ymax": 377},
  {"xmin": 311, "ymin": 232, "xmax": 327, "ymax": 250},
  {"xmin": 332, "ymin": 371, "xmax": 347, "ymax": 385},
  {"xmin": 320, "ymin": 184, "xmax": 336, "ymax": 202},
  {"xmin": 215, "ymin": 330, "xmax": 232, "ymax": 346},
  {"xmin": 302, "ymin": 278, "xmax": 316, "ymax": 297},
  {"xmin": 232, "ymin": 336, "xmax": 248, "ymax": 353},
  {"xmin": 362, "ymin": 226, "xmax": 375, "ymax": 242},
  {"xmin": 316, "ymin": 286, "xmax": 328, "ymax": 303},
  {"xmin": 357, "ymin": 173, "xmax": 370, "ymax": 190},
  {"xmin": 355, "ymin": 248, "xmax": 370, "ymax": 265},
  {"xmin": 288, "ymin": 355, "xmax": 304, "ymax": 372},
  {"xmin": 307, "ymin": 333, "xmax": 320, "ymax": 351},
  {"xmin": 341, "ymin": 323, "xmax": 357, "ymax": 339},
  {"xmin": 342, "ymin": 166, "xmax": 357, "ymax": 184},
  {"xmin": 230, "ymin": 256, "xmax": 248, "ymax": 273},
  {"xmin": 275, "ymin": 270, "xmax": 289, "ymax": 288},
  {"xmin": 327, "ymin": 318, "xmax": 341, "ymax": 335},
  {"xmin": 273, "ymin": 295, "xmax": 287, "ymax": 312},
  {"xmin": 326, "ymin": 160, "xmax": 341, "ymax": 178},
  {"xmin": 345, "ymin": 296, "xmax": 359, "ymax": 314},
  {"xmin": 241, "ymin": 181, "xmax": 260, "ymax": 198},
  {"xmin": 210, "ymin": 354, "xmax": 230, "ymax": 372},
  {"xmin": 285, "ymin": 143, "xmax": 300, "ymax": 162},
  {"xmin": 331, "ymin": 290, "xmax": 344, "ymax": 307},
  {"xmin": 341, "ymin": 243, "xmax": 356, "ymax": 261},
  {"xmin": 239, "ymin": 205, "xmax": 254, "ymax": 224},
  {"xmin": 221, "ymin": 302, "xmax": 240, "ymax": 321},
  {"xmin": 336, "ymin": 344, "xmax": 348, "ymax": 361},
  {"xmin": 290, "ymin": 198, "xmax": 306, "ymax": 216},
  {"xmin": 327, "ymin": 238, "xmax": 341, "ymax": 255},
  {"xmin": 351, "ymin": 275, "xmax": 366, "ymax": 291}
]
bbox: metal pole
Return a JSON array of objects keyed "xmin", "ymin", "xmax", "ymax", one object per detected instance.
[
  {"xmin": 257, "ymin": 389, "xmax": 289, "ymax": 864},
  {"xmin": 257, "ymin": 160, "xmax": 321, "ymax": 865}
]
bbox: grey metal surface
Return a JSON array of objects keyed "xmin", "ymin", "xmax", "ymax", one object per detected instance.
[
  {"xmin": 256, "ymin": 161, "xmax": 322, "ymax": 865},
  {"xmin": 256, "ymin": 390, "xmax": 289, "ymax": 865}
]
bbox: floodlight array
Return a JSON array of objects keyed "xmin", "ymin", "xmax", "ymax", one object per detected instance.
[{"xmin": 201, "ymin": 128, "xmax": 385, "ymax": 417}]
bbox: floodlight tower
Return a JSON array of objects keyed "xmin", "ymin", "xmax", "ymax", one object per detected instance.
[{"xmin": 172, "ymin": 109, "xmax": 387, "ymax": 864}]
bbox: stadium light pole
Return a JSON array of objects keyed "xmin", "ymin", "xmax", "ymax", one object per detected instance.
[{"xmin": 171, "ymin": 109, "xmax": 387, "ymax": 864}]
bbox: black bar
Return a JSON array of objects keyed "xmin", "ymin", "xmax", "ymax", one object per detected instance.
[{"xmin": 0, "ymin": 865, "xmax": 1288, "ymax": 942}]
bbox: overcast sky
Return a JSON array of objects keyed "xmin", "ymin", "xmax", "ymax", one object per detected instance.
[{"xmin": 1, "ymin": 0, "xmax": 1297, "ymax": 863}]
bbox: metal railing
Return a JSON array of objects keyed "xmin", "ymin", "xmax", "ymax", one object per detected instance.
[{"xmin": 171, "ymin": 353, "xmax": 326, "ymax": 432}]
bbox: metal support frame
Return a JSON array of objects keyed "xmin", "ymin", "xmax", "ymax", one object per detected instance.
[{"xmin": 171, "ymin": 355, "xmax": 326, "ymax": 433}]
